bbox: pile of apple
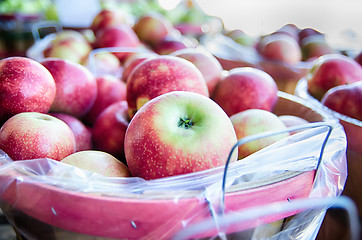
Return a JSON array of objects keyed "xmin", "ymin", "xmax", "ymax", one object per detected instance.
[{"xmin": 0, "ymin": 8, "xmax": 331, "ymax": 181}]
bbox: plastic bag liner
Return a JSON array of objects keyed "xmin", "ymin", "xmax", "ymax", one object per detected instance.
[{"xmin": 0, "ymin": 94, "xmax": 347, "ymax": 240}]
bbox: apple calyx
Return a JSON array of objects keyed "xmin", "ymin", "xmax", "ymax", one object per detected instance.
[{"xmin": 178, "ymin": 117, "xmax": 194, "ymax": 129}]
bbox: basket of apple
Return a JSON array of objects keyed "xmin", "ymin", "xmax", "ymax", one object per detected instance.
[
  {"xmin": 294, "ymin": 53, "xmax": 362, "ymax": 217},
  {"xmin": 0, "ymin": 48, "xmax": 348, "ymax": 239}
]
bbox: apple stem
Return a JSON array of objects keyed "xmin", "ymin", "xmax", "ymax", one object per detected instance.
[{"xmin": 178, "ymin": 117, "xmax": 194, "ymax": 129}]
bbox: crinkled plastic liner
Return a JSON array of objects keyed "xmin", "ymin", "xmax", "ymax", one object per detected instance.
[{"xmin": 0, "ymin": 94, "xmax": 348, "ymax": 240}]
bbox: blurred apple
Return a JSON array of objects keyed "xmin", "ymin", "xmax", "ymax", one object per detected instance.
[
  {"xmin": 0, "ymin": 57, "xmax": 56, "ymax": 124},
  {"xmin": 90, "ymin": 9, "xmax": 129, "ymax": 36},
  {"xmin": 300, "ymin": 35, "xmax": 334, "ymax": 61},
  {"xmin": 298, "ymin": 27, "xmax": 324, "ymax": 44},
  {"xmin": 279, "ymin": 115, "xmax": 309, "ymax": 135},
  {"xmin": 230, "ymin": 109, "xmax": 290, "ymax": 159},
  {"xmin": 153, "ymin": 37, "xmax": 190, "ymax": 55},
  {"xmin": 61, "ymin": 150, "xmax": 131, "ymax": 177},
  {"xmin": 41, "ymin": 58, "xmax": 98, "ymax": 118},
  {"xmin": 171, "ymin": 47, "xmax": 223, "ymax": 96},
  {"xmin": 126, "ymin": 55, "xmax": 209, "ymax": 118},
  {"xmin": 306, "ymin": 54, "xmax": 362, "ymax": 100},
  {"xmin": 212, "ymin": 67, "xmax": 278, "ymax": 116},
  {"xmin": 92, "ymin": 101, "xmax": 129, "ymax": 162},
  {"xmin": 50, "ymin": 113, "xmax": 93, "ymax": 152},
  {"xmin": 321, "ymin": 81, "xmax": 362, "ymax": 121},
  {"xmin": 124, "ymin": 91, "xmax": 238, "ymax": 180},
  {"xmin": 43, "ymin": 30, "xmax": 92, "ymax": 64},
  {"xmin": 258, "ymin": 33, "xmax": 302, "ymax": 65},
  {"xmin": 82, "ymin": 51, "xmax": 122, "ymax": 77},
  {"xmin": 355, "ymin": 51, "xmax": 362, "ymax": 66},
  {"xmin": 225, "ymin": 29, "xmax": 256, "ymax": 47},
  {"xmin": 94, "ymin": 25, "xmax": 141, "ymax": 61},
  {"xmin": 0, "ymin": 112, "xmax": 75, "ymax": 161},
  {"xmin": 274, "ymin": 23, "xmax": 300, "ymax": 41},
  {"xmin": 133, "ymin": 13, "xmax": 174, "ymax": 47},
  {"xmin": 83, "ymin": 75, "xmax": 127, "ymax": 126}
]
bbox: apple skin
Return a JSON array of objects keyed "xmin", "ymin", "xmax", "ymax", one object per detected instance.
[
  {"xmin": 133, "ymin": 13, "xmax": 174, "ymax": 47},
  {"xmin": 153, "ymin": 37, "xmax": 190, "ymax": 55},
  {"xmin": 83, "ymin": 75, "xmax": 127, "ymax": 126},
  {"xmin": 212, "ymin": 67, "xmax": 278, "ymax": 117},
  {"xmin": 50, "ymin": 113, "xmax": 93, "ymax": 152},
  {"xmin": 0, "ymin": 112, "xmax": 76, "ymax": 161},
  {"xmin": 90, "ymin": 9, "xmax": 129, "ymax": 36},
  {"xmin": 298, "ymin": 27, "xmax": 323, "ymax": 44},
  {"xmin": 230, "ymin": 109, "xmax": 290, "ymax": 159},
  {"xmin": 41, "ymin": 58, "xmax": 98, "ymax": 118},
  {"xmin": 92, "ymin": 101, "xmax": 130, "ymax": 162},
  {"xmin": 61, "ymin": 150, "xmax": 131, "ymax": 177},
  {"xmin": 171, "ymin": 47, "xmax": 223, "ymax": 96},
  {"xmin": 300, "ymin": 35, "xmax": 334, "ymax": 61},
  {"xmin": 355, "ymin": 51, "xmax": 362, "ymax": 66},
  {"xmin": 321, "ymin": 81, "xmax": 362, "ymax": 121},
  {"xmin": 306, "ymin": 54, "xmax": 362, "ymax": 100},
  {"xmin": 121, "ymin": 52, "xmax": 158, "ymax": 83},
  {"xmin": 0, "ymin": 57, "xmax": 56, "ymax": 124},
  {"xmin": 43, "ymin": 30, "xmax": 92, "ymax": 64},
  {"xmin": 257, "ymin": 33, "xmax": 302, "ymax": 65},
  {"xmin": 126, "ymin": 55, "xmax": 209, "ymax": 118},
  {"xmin": 82, "ymin": 51, "xmax": 122, "ymax": 77},
  {"xmin": 124, "ymin": 91, "xmax": 238, "ymax": 180}
]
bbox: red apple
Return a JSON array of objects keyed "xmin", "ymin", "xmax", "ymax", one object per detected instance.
[
  {"xmin": 0, "ymin": 112, "xmax": 76, "ymax": 161},
  {"xmin": 298, "ymin": 27, "xmax": 324, "ymax": 44},
  {"xmin": 95, "ymin": 25, "xmax": 141, "ymax": 61},
  {"xmin": 90, "ymin": 9, "xmax": 129, "ymax": 36},
  {"xmin": 0, "ymin": 56, "xmax": 56, "ymax": 124},
  {"xmin": 61, "ymin": 150, "xmax": 131, "ymax": 177},
  {"xmin": 171, "ymin": 47, "xmax": 223, "ymax": 96},
  {"xmin": 126, "ymin": 55, "xmax": 209, "ymax": 118},
  {"xmin": 354, "ymin": 51, "xmax": 362, "ymax": 66},
  {"xmin": 274, "ymin": 23, "xmax": 300, "ymax": 41},
  {"xmin": 306, "ymin": 54, "xmax": 362, "ymax": 100},
  {"xmin": 43, "ymin": 30, "xmax": 92, "ymax": 64},
  {"xmin": 258, "ymin": 33, "xmax": 302, "ymax": 65},
  {"xmin": 83, "ymin": 75, "xmax": 127, "ymax": 125},
  {"xmin": 50, "ymin": 113, "xmax": 93, "ymax": 152},
  {"xmin": 153, "ymin": 37, "xmax": 190, "ymax": 55},
  {"xmin": 300, "ymin": 35, "xmax": 334, "ymax": 61},
  {"xmin": 321, "ymin": 81, "xmax": 362, "ymax": 121},
  {"xmin": 124, "ymin": 91, "xmax": 238, "ymax": 180},
  {"xmin": 133, "ymin": 13, "xmax": 174, "ymax": 47},
  {"xmin": 121, "ymin": 52, "xmax": 158, "ymax": 83},
  {"xmin": 230, "ymin": 109, "xmax": 290, "ymax": 159},
  {"xmin": 41, "ymin": 58, "xmax": 98, "ymax": 118},
  {"xmin": 83, "ymin": 51, "xmax": 122, "ymax": 77},
  {"xmin": 212, "ymin": 67, "xmax": 278, "ymax": 116},
  {"xmin": 92, "ymin": 101, "xmax": 129, "ymax": 162}
]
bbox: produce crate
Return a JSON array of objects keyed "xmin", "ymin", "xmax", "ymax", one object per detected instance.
[
  {"xmin": 0, "ymin": 92, "xmax": 348, "ymax": 239},
  {"xmin": 295, "ymin": 78, "xmax": 362, "ymax": 216}
]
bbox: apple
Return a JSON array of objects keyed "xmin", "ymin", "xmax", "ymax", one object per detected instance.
[
  {"xmin": 300, "ymin": 35, "xmax": 334, "ymax": 61},
  {"xmin": 0, "ymin": 112, "xmax": 76, "ymax": 161},
  {"xmin": 230, "ymin": 109, "xmax": 290, "ymax": 159},
  {"xmin": 153, "ymin": 37, "xmax": 190, "ymax": 55},
  {"xmin": 126, "ymin": 55, "xmax": 209, "ymax": 118},
  {"xmin": 83, "ymin": 75, "xmax": 127, "ymax": 126},
  {"xmin": 170, "ymin": 47, "xmax": 223, "ymax": 96},
  {"xmin": 94, "ymin": 25, "xmax": 141, "ymax": 61},
  {"xmin": 50, "ymin": 113, "xmax": 93, "ymax": 152},
  {"xmin": 306, "ymin": 54, "xmax": 362, "ymax": 100},
  {"xmin": 90, "ymin": 9, "xmax": 129, "ymax": 36},
  {"xmin": 212, "ymin": 67, "xmax": 278, "ymax": 117},
  {"xmin": 43, "ymin": 30, "xmax": 92, "ymax": 64},
  {"xmin": 321, "ymin": 81, "xmax": 362, "ymax": 121},
  {"xmin": 298, "ymin": 27, "xmax": 324, "ymax": 44},
  {"xmin": 225, "ymin": 29, "xmax": 256, "ymax": 47},
  {"xmin": 0, "ymin": 56, "xmax": 56, "ymax": 124},
  {"xmin": 92, "ymin": 101, "xmax": 130, "ymax": 162},
  {"xmin": 124, "ymin": 91, "xmax": 238, "ymax": 180},
  {"xmin": 274, "ymin": 23, "xmax": 300, "ymax": 41},
  {"xmin": 121, "ymin": 52, "xmax": 158, "ymax": 83},
  {"xmin": 278, "ymin": 115, "xmax": 309, "ymax": 135},
  {"xmin": 133, "ymin": 13, "xmax": 174, "ymax": 47},
  {"xmin": 41, "ymin": 58, "xmax": 98, "ymax": 118},
  {"xmin": 257, "ymin": 33, "xmax": 302, "ymax": 65},
  {"xmin": 83, "ymin": 51, "xmax": 122, "ymax": 77},
  {"xmin": 60, "ymin": 150, "xmax": 131, "ymax": 177},
  {"xmin": 61, "ymin": 150, "xmax": 131, "ymax": 177}
]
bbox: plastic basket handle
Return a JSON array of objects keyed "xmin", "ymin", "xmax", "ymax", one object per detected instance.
[
  {"xmin": 172, "ymin": 196, "xmax": 360, "ymax": 240},
  {"xmin": 220, "ymin": 121, "xmax": 333, "ymax": 215},
  {"xmin": 31, "ymin": 20, "xmax": 63, "ymax": 42}
]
